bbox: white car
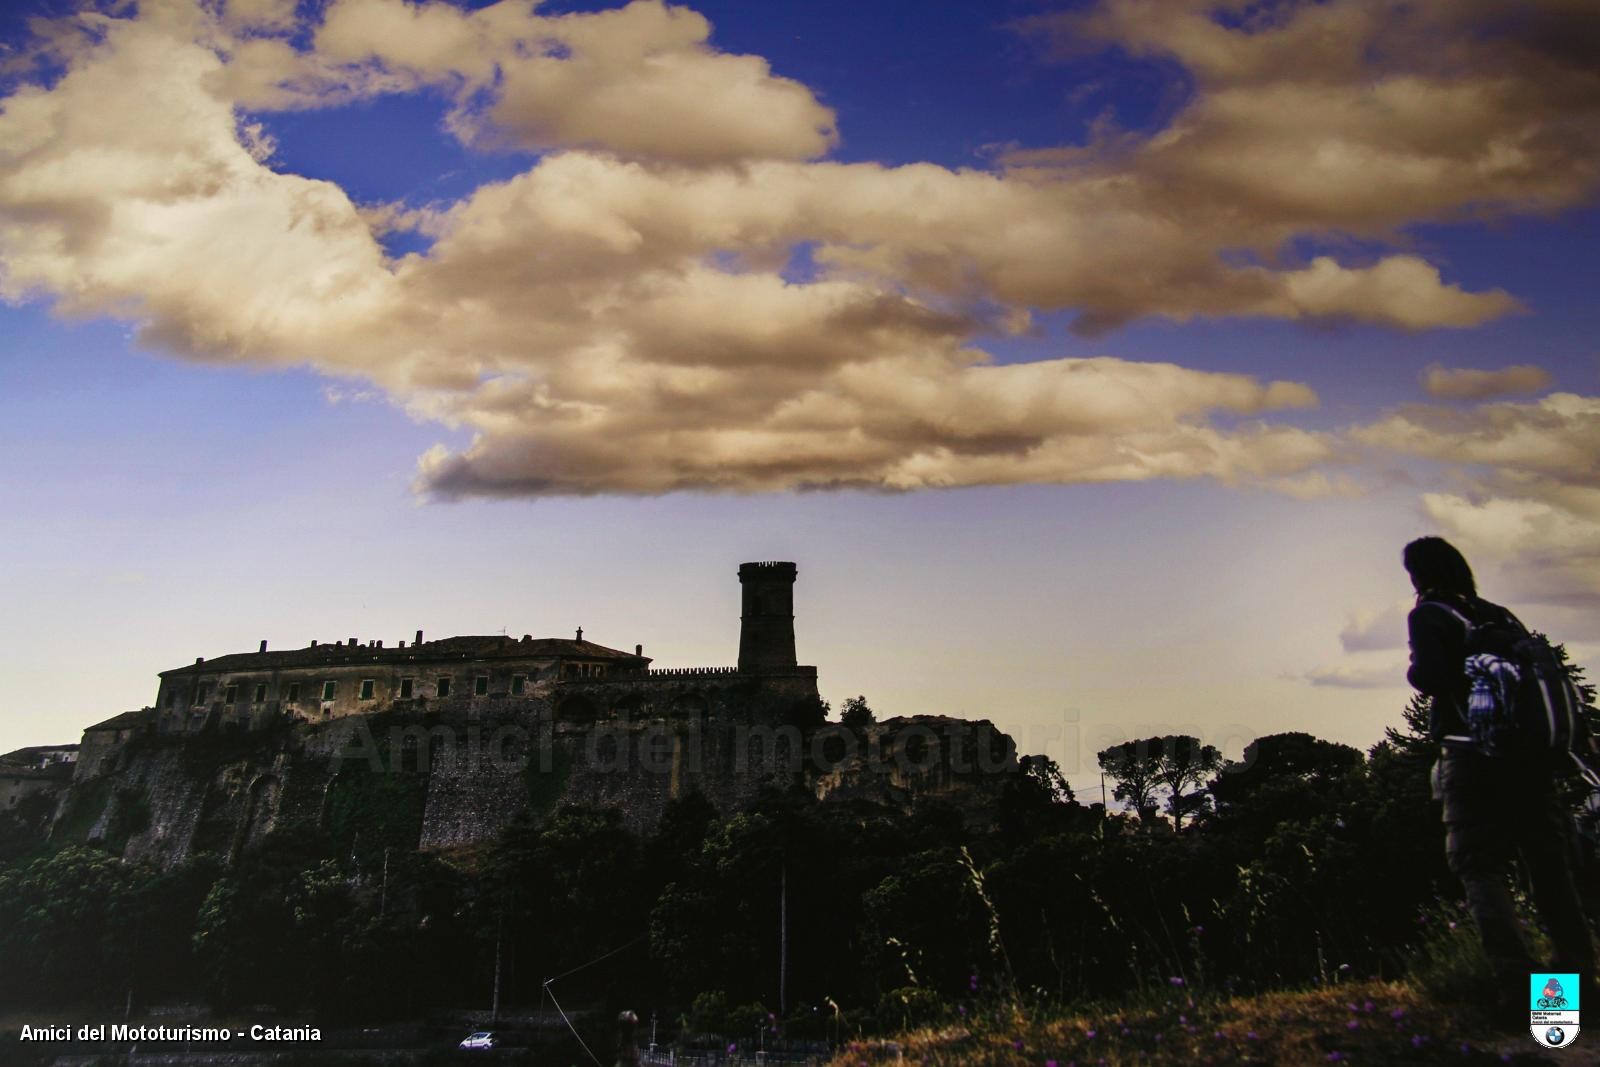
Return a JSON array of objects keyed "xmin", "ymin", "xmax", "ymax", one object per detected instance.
[{"xmin": 458, "ymin": 1032, "xmax": 499, "ymax": 1050}]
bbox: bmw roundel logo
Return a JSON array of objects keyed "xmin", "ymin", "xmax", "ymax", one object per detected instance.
[{"xmin": 1546, "ymin": 1026, "xmax": 1566, "ymax": 1046}]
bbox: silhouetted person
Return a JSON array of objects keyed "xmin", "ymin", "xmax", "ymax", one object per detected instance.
[{"xmin": 1404, "ymin": 536, "xmax": 1595, "ymax": 1005}]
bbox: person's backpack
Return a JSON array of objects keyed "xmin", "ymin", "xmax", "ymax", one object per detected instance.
[{"xmin": 1424, "ymin": 598, "xmax": 1592, "ymax": 759}]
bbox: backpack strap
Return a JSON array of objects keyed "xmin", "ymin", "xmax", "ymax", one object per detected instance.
[{"xmin": 1418, "ymin": 598, "xmax": 1474, "ymax": 631}]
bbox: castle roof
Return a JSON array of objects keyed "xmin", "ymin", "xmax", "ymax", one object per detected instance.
[
  {"xmin": 83, "ymin": 708, "xmax": 157, "ymax": 734},
  {"xmin": 159, "ymin": 635, "xmax": 646, "ymax": 677}
]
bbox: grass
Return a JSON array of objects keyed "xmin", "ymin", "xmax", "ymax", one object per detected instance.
[{"xmin": 828, "ymin": 980, "xmax": 1568, "ymax": 1066}]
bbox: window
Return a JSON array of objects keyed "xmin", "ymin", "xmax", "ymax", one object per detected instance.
[
  {"xmin": 224, "ymin": 684, "xmax": 238, "ymax": 705},
  {"xmin": 437, "ymin": 676, "xmax": 451, "ymax": 698},
  {"xmin": 253, "ymin": 684, "xmax": 266, "ymax": 704},
  {"xmin": 511, "ymin": 675, "xmax": 526, "ymax": 696},
  {"xmin": 196, "ymin": 684, "xmax": 210, "ymax": 705},
  {"xmin": 287, "ymin": 683, "xmax": 301, "ymax": 703},
  {"xmin": 400, "ymin": 677, "xmax": 414, "ymax": 699},
  {"xmin": 322, "ymin": 680, "xmax": 337, "ymax": 701},
  {"xmin": 360, "ymin": 679, "xmax": 375, "ymax": 700},
  {"xmin": 474, "ymin": 675, "xmax": 489, "ymax": 696}
]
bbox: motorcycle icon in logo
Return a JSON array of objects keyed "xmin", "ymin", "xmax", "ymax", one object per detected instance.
[{"xmin": 1530, "ymin": 973, "xmax": 1581, "ymax": 1049}]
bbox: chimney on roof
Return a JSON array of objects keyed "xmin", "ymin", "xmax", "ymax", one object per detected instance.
[
  {"xmin": 415, "ymin": 630, "xmax": 424, "ymax": 646},
  {"xmin": 636, "ymin": 644, "xmax": 643, "ymax": 656},
  {"xmin": 399, "ymin": 640, "xmax": 406, "ymax": 649},
  {"xmin": 376, "ymin": 640, "xmax": 383, "ymax": 648},
  {"xmin": 523, "ymin": 634, "xmax": 531, "ymax": 642},
  {"xmin": 259, "ymin": 640, "xmax": 268, "ymax": 653},
  {"xmin": 195, "ymin": 657, "xmax": 204, "ymax": 665},
  {"xmin": 576, "ymin": 627, "xmax": 584, "ymax": 641},
  {"xmin": 348, "ymin": 638, "xmax": 357, "ymax": 647},
  {"xmin": 311, "ymin": 640, "xmax": 318, "ymax": 647}
]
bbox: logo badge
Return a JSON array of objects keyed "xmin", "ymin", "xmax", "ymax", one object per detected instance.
[{"xmin": 1530, "ymin": 973, "xmax": 1581, "ymax": 1048}]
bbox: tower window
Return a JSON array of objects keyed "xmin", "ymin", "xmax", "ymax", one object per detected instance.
[
  {"xmin": 360, "ymin": 679, "xmax": 375, "ymax": 700},
  {"xmin": 322, "ymin": 680, "xmax": 336, "ymax": 701},
  {"xmin": 400, "ymin": 677, "xmax": 414, "ymax": 699},
  {"xmin": 253, "ymin": 684, "xmax": 267, "ymax": 704},
  {"xmin": 474, "ymin": 675, "xmax": 489, "ymax": 696},
  {"xmin": 437, "ymin": 676, "xmax": 451, "ymax": 698}
]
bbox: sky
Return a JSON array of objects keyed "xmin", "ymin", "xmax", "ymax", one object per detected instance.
[{"xmin": 0, "ymin": 0, "xmax": 1596, "ymax": 795}]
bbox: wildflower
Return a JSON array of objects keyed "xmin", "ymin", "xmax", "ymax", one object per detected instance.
[
  {"xmin": 1327, "ymin": 1052, "xmax": 1344, "ymax": 1062},
  {"xmin": 1460, "ymin": 1043, "xmax": 1473, "ymax": 1054},
  {"xmin": 1012, "ymin": 1039, "xmax": 1024, "ymax": 1051},
  {"xmin": 1346, "ymin": 1020, "xmax": 1360, "ymax": 1031},
  {"xmin": 1213, "ymin": 1031, "xmax": 1225, "ymax": 1040},
  {"xmin": 1084, "ymin": 1030, "xmax": 1096, "ymax": 1040},
  {"xmin": 1448, "ymin": 921, "xmax": 1458, "ymax": 930},
  {"xmin": 1346, "ymin": 1003, "xmax": 1358, "ymax": 1013},
  {"xmin": 1389, "ymin": 1008, "xmax": 1406, "ymax": 1020},
  {"xmin": 1178, "ymin": 1015, "xmax": 1187, "ymax": 1025},
  {"xmin": 1362, "ymin": 1000, "xmax": 1374, "ymax": 1013},
  {"xmin": 970, "ymin": 974, "xmax": 980, "ymax": 991},
  {"xmin": 1120, "ymin": 1028, "xmax": 1131, "ymax": 1037},
  {"xmin": 958, "ymin": 1006, "xmax": 967, "ymax": 1016},
  {"xmin": 1412, "ymin": 1035, "xmax": 1426, "ymax": 1048},
  {"xmin": 1045, "ymin": 1061, "xmax": 1058, "ymax": 1067},
  {"xmin": 1168, "ymin": 976, "xmax": 1185, "ymax": 987},
  {"xmin": 727, "ymin": 1044, "xmax": 738, "ymax": 1054},
  {"xmin": 1246, "ymin": 1031, "xmax": 1259, "ymax": 1041},
  {"xmin": 1153, "ymin": 1033, "xmax": 1163, "ymax": 1043}
]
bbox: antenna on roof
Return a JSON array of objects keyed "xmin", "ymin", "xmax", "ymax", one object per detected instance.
[{"xmin": 576, "ymin": 627, "xmax": 584, "ymax": 641}]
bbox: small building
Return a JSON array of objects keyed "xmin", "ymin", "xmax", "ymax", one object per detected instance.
[{"xmin": 0, "ymin": 744, "xmax": 78, "ymax": 812}]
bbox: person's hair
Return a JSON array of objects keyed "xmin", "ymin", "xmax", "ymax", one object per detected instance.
[{"xmin": 1403, "ymin": 536, "xmax": 1477, "ymax": 598}]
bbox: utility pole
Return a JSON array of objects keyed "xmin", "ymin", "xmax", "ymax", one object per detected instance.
[
  {"xmin": 492, "ymin": 910, "xmax": 504, "ymax": 1023},
  {"xmin": 779, "ymin": 862, "xmax": 788, "ymax": 1020}
]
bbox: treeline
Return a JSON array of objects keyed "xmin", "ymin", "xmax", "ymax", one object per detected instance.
[{"xmin": 0, "ymin": 697, "xmax": 1595, "ymax": 1038}]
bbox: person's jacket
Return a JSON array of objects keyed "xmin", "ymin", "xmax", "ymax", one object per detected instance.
[{"xmin": 1406, "ymin": 592, "xmax": 1524, "ymax": 740}]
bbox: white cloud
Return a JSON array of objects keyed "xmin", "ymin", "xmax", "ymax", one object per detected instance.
[
  {"xmin": 0, "ymin": 0, "xmax": 1592, "ymax": 503},
  {"xmin": 1422, "ymin": 363, "xmax": 1553, "ymax": 401}
]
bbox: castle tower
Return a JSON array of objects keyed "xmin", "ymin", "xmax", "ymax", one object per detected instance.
[{"xmin": 738, "ymin": 562, "xmax": 798, "ymax": 673}]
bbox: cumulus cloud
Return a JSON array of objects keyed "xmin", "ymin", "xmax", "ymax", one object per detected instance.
[
  {"xmin": 0, "ymin": 0, "xmax": 1592, "ymax": 501},
  {"xmin": 1339, "ymin": 602, "xmax": 1411, "ymax": 653},
  {"xmin": 1354, "ymin": 392, "xmax": 1600, "ymax": 613},
  {"xmin": 1422, "ymin": 362, "xmax": 1553, "ymax": 400},
  {"xmin": 1304, "ymin": 661, "xmax": 1408, "ymax": 690}
]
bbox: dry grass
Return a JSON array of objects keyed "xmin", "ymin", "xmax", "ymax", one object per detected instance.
[{"xmin": 829, "ymin": 980, "xmax": 1587, "ymax": 1066}]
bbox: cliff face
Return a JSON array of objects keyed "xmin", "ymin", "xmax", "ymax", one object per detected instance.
[{"xmin": 45, "ymin": 692, "xmax": 1017, "ymax": 868}]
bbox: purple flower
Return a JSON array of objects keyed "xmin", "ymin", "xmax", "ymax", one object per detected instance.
[
  {"xmin": 1012, "ymin": 1040, "xmax": 1024, "ymax": 1052},
  {"xmin": 1168, "ymin": 976, "xmax": 1185, "ymax": 987},
  {"xmin": 1246, "ymin": 1031, "xmax": 1259, "ymax": 1042},
  {"xmin": 1084, "ymin": 1029, "xmax": 1096, "ymax": 1039},
  {"xmin": 1460, "ymin": 1043, "xmax": 1473, "ymax": 1054},
  {"xmin": 1120, "ymin": 1028, "xmax": 1131, "ymax": 1037},
  {"xmin": 727, "ymin": 1044, "xmax": 738, "ymax": 1054},
  {"xmin": 1178, "ymin": 1015, "xmax": 1187, "ymax": 1025},
  {"xmin": 1045, "ymin": 1061, "xmax": 1058, "ymax": 1067},
  {"xmin": 969, "ymin": 974, "xmax": 979, "ymax": 991},
  {"xmin": 958, "ymin": 1006, "xmax": 967, "ymax": 1016},
  {"xmin": 1412, "ymin": 1035, "xmax": 1426, "ymax": 1048},
  {"xmin": 1346, "ymin": 1020, "xmax": 1360, "ymax": 1031},
  {"xmin": 1327, "ymin": 1053, "xmax": 1344, "ymax": 1062},
  {"xmin": 1389, "ymin": 1008, "xmax": 1406, "ymax": 1020},
  {"xmin": 1362, "ymin": 1000, "xmax": 1374, "ymax": 1013},
  {"xmin": 1213, "ymin": 1031, "xmax": 1225, "ymax": 1040},
  {"xmin": 1346, "ymin": 1003, "xmax": 1358, "ymax": 1013}
]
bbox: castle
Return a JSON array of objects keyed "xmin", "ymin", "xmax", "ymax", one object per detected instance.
[{"xmin": 14, "ymin": 562, "xmax": 1017, "ymax": 868}]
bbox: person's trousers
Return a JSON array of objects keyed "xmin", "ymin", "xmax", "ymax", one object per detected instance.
[{"xmin": 1438, "ymin": 746, "xmax": 1596, "ymax": 983}]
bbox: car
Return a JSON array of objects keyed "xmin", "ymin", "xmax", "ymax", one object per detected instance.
[{"xmin": 458, "ymin": 1031, "xmax": 499, "ymax": 1050}]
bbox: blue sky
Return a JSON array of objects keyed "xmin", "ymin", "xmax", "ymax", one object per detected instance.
[{"xmin": 1, "ymin": 0, "xmax": 1596, "ymax": 793}]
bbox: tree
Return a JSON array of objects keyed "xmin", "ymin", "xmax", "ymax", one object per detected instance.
[
  {"xmin": 1153, "ymin": 735, "xmax": 1221, "ymax": 830},
  {"xmin": 1096, "ymin": 739, "xmax": 1164, "ymax": 823},
  {"xmin": 840, "ymin": 696, "xmax": 875, "ymax": 731}
]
